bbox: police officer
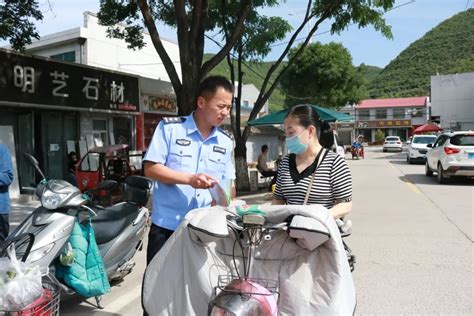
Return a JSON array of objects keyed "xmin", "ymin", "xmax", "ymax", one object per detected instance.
[{"xmin": 143, "ymin": 75, "xmax": 235, "ymax": 264}]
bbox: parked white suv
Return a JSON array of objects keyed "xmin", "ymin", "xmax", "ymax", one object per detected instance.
[
  {"xmin": 406, "ymin": 135, "xmax": 438, "ymax": 164},
  {"xmin": 425, "ymin": 131, "xmax": 474, "ymax": 183},
  {"xmin": 383, "ymin": 136, "xmax": 403, "ymax": 152}
]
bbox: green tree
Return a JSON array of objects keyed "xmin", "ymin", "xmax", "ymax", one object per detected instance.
[
  {"xmin": 98, "ymin": 0, "xmax": 254, "ymax": 115},
  {"xmin": 280, "ymin": 41, "xmax": 367, "ymax": 108},
  {"xmin": 219, "ymin": 9, "xmax": 291, "ymax": 190},
  {"xmin": 375, "ymin": 129, "xmax": 385, "ymax": 142},
  {"xmin": 97, "ymin": 0, "xmax": 394, "ymax": 117},
  {"xmin": 98, "ymin": 0, "xmax": 395, "ymax": 190},
  {"xmin": 0, "ymin": 0, "xmax": 43, "ymax": 51}
]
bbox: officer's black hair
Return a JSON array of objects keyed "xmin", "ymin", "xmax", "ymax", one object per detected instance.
[
  {"xmin": 285, "ymin": 104, "xmax": 334, "ymax": 149},
  {"xmin": 198, "ymin": 75, "xmax": 234, "ymax": 100},
  {"xmin": 261, "ymin": 145, "xmax": 268, "ymax": 152}
]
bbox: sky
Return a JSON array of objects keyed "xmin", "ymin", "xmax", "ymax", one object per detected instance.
[{"xmin": 6, "ymin": 0, "xmax": 472, "ymax": 68}]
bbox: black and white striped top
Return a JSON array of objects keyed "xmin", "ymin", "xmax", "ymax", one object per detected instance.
[{"xmin": 273, "ymin": 150, "xmax": 352, "ymax": 209}]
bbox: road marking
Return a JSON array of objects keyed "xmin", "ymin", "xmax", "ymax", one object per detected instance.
[
  {"xmin": 404, "ymin": 179, "xmax": 421, "ymax": 195},
  {"xmin": 106, "ymin": 284, "xmax": 142, "ymax": 313},
  {"xmin": 389, "ymin": 162, "xmax": 421, "ymax": 195}
]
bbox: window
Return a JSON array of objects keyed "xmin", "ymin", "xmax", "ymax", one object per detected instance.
[
  {"xmin": 450, "ymin": 134, "xmax": 474, "ymax": 146},
  {"xmin": 413, "ymin": 136, "xmax": 437, "ymax": 144},
  {"xmin": 243, "ymin": 101, "xmax": 250, "ymax": 108},
  {"xmin": 358, "ymin": 109, "xmax": 369, "ymax": 120},
  {"xmin": 92, "ymin": 119, "xmax": 107, "ymax": 146},
  {"xmin": 411, "ymin": 108, "xmax": 423, "ymax": 117},
  {"xmin": 51, "ymin": 51, "xmax": 76, "ymax": 62},
  {"xmin": 375, "ymin": 109, "xmax": 387, "ymax": 119},
  {"xmin": 434, "ymin": 136, "xmax": 448, "ymax": 147},
  {"xmin": 80, "ymin": 153, "xmax": 100, "ymax": 172},
  {"xmin": 393, "ymin": 108, "xmax": 405, "ymax": 119}
]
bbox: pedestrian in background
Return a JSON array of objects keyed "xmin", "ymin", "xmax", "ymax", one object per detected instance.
[
  {"xmin": 143, "ymin": 75, "xmax": 236, "ymax": 264},
  {"xmin": 0, "ymin": 144, "xmax": 13, "ymax": 242},
  {"xmin": 67, "ymin": 151, "xmax": 78, "ymax": 186},
  {"xmin": 257, "ymin": 144, "xmax": 277, "ymax": 187}
]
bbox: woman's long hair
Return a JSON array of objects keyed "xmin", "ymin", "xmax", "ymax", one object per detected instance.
[{"xmin": 285, "ymin": 105, "xmax": 334, "ymax": 149}]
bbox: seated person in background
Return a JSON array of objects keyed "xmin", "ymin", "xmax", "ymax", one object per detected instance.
[
  {"xmin": 257, "ymin": 145, "xmax": 277, "ymax": 186},
  {"xmin": 67, "ymin": 151, "xmax": 78, "ymax": 186}
]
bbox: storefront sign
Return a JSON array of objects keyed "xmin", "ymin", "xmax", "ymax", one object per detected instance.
[
  {"xmin": 143, "ymin": 95, "xmax": 177, "ymax": 114},
  {"xmin": 357, "ymin": 119, "xmax": 411, "ymax": 128},
  {"xmin": 0, "ymin": 49, "xmax": 139, "ymax": 112}
]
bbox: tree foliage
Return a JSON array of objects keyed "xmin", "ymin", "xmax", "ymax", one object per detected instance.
[
  {"xmin": 98, "ymin": 0, "xmax": 395, "ymax": 191},
  {"xmin": 280, "ymin": 41, "xmax": 367, "ymax": 108},
  {"xmin": 0, "ymin": 0, "xmax": 43, "ymax": 51},
  {"xmin": 368, "ymin": 8, "xmax": 474, "ymax": 98},
  {"xmin": 97, "ymin": 0, "xmax": 395, "ymax": 117}
]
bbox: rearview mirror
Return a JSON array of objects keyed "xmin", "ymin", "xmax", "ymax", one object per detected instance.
[
  {"xmin": 427, "ymin": 143, "xmax": 433, "ymax": 148},
  {"xmin": 23, "ymin": 153, "xmax": 46, "ymax": 180}
]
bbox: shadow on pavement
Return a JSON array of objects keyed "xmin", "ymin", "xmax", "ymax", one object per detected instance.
[
  {"xmin": 400, "ymin": 174, "xmax": 474, "ymax": 186},
  {"xmin": 374, "ymin": 153, "xmax": 406, "ymax": 159},
  {"xmin": 389, "ymin": 160, "xmax": 410, "ymax": 165},
  {"xmin": 60, "ymin": 296, "xmax": 122, "ymax": 316}
]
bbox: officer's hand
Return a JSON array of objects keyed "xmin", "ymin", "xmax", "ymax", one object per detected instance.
[{"xmin": 188, "ymin": 173, "xmax": 218, "ymax": 189}]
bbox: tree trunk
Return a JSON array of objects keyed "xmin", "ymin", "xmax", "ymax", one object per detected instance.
[{"xmin": 234, "ymin": 137, "xmax": 250, "ymax": 192}]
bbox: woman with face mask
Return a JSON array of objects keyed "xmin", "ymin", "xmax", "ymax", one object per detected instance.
[{"xmin": 271, "ymin": 105, "xmax": 352, "ymax": 219}]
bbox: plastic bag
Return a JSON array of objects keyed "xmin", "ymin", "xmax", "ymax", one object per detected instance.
[{"xmin": 0, "ymin": 246, "xmax": 43, "ymax": 311}]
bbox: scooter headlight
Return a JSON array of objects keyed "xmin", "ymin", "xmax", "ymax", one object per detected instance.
[
  {"xmin": 41, "ymin": 190, "xmax": 68, "ymax": 209},
  {"xmin": 26, "ymin": 242, "xmax": 55, "ymax": 263}
]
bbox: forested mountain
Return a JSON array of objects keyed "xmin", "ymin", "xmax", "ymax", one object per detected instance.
[{"xmin": 368, "ymin": 9, "xmax": 474, "ymax": 98}]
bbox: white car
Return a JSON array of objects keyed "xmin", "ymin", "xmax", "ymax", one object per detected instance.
[
  {"xmin": 406, "ymin": 135, "xmax": 438, "ymax": 164},
  {"xmin": 383, "ymin": 136, "xmax": 403, "ymax": 152},
  {"xmin": 425, "ymin": 131, "xmax": 474, "ymax": 183}
]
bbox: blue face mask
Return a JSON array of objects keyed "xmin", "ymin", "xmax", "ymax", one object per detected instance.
[{"xmin": 286, "ymin": 132, "xmax": 308, "ymax": 154}]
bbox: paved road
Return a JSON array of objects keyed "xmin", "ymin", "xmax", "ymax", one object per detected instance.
[
  {"xmin": 347, "ymin": 148, "xmax": 473, "ymax": 315},
  {"xmin": 8, "ymin": 147, "xmax": 473, "ymax": 314}
]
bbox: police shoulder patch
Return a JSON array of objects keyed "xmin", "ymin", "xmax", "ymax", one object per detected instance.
[
  {"xmin": 163, "ymin": 116, "xmax": 185, "ymax": 124},
  {"xmin": 219, "ymin": 128, "xmax": 232, "ymax": 140}
]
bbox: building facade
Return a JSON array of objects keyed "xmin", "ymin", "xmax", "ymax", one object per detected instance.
[
  {"xmin": 355, "ymin": 96, "xmax": 429, "ymax": 142},
  {"xmin": 23, "ymin": 11, "xmax": 179, "ymax": 151},
  {"xmin": 431, "ymin": 72, "xmax": 474, "ymax": 131},
  {"xmin": 0, "ymin": 49, "xmax": 140, "ymax": 191}
]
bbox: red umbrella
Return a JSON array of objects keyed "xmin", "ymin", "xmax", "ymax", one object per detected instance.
[{"xmin": 413, "ymin": 123, "xmax": 443, "ymax": 134}]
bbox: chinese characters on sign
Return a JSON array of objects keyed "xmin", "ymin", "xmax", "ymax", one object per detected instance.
[
  {"xmin": 143, "ymin": 95, "xmax": 177, "ymax": 114},
  {"xmin": 357, "ymin": 120, "xmax": 412, "ymax": 128},
  {"xmin": 0, "ymin": 50, "xmax": 139, "ymax": 112}
]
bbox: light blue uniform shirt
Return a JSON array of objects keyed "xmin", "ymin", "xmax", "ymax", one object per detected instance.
[{"xmin": 144, "ymin": 113, "xmax": 235, "ymax": 231}]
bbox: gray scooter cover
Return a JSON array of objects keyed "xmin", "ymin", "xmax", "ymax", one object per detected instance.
[{"xmin": 143, "ymin": 205, "xmax": 356, "ymax": 315}]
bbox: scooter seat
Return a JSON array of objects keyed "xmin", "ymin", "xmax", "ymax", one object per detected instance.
[{"xmin": 90, "ymin": 202, "xmax": 139, "ymax": 244}]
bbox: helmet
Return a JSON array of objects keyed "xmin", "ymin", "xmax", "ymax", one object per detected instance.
[{"xmin": 209, "ymin": 279, "xmax": 277, "ymax": 316}]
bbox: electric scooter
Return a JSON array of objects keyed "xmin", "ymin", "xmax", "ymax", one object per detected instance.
[{"xmin": 1, "ymin": 154, "xmax": 151, "ymax": 308}]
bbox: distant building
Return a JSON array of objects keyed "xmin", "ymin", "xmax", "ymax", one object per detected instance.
[
  {"xmin": 355, "ymin": 96, "xmax": 429, "ymax": 142},
  {"xmin": 221, "ymin": 82, "xmax": 277, "ymax": 163},
  {"xmin": 431, "ymin": 72, "xmax": 474, "ymax": 131},
  {"xmin": 334, "ymin": 104, "xmax": 356, "ymax": 146}
]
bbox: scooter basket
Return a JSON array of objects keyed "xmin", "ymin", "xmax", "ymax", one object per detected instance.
[
  {"xmin": 0, "ymin": 280, "xmax": 61, "ymax": 316},
  {"xmin": 216, "ymin": 275, "xmax": 279, "ymax": 295}
]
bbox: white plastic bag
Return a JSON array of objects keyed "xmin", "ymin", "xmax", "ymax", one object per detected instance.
[{"xmin": 0, "ymin": 246, "xmax": 43, "ymax": 311}]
